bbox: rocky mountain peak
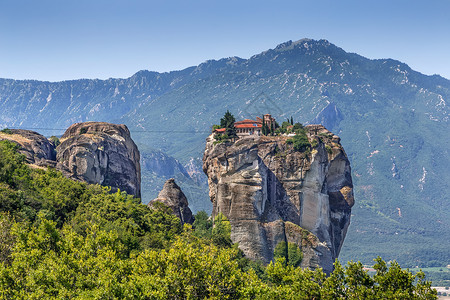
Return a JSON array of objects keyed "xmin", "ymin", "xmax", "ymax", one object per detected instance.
[{"xmin": 273, "ymin": 38, "xmax": 332, "ymax": 52}]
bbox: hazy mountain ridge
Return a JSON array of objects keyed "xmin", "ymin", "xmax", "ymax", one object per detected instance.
[{"xmin": 0, "ymin": 39, "xmax": 448, "ymax": 266}]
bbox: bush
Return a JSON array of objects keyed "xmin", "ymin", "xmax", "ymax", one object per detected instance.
[
  {"xmin": 49, "ymin": 136, "xmax": 60, "ymax": 147},
  {"xmin": 292, "ymin": 122, "xmax": 304, "ymax": 132},
  {"xmin": 287, "ymin": 132, "xmax": 310, "ymax": 152},
  {"xmin": 0, "ymin": 128, "xmax": 13, "ymax": 134},
  {"xmin": 212, "ymin": 124, "xmax": 221, "ymax": 131},
  {"xmin": 214, "ymin": 133, "xmax": 230, "ymax": 144}
]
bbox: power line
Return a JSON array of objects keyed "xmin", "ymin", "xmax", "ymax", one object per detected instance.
[{"xmin": 2, "ymin": 127, "xmax": 212, "ymax": 134}]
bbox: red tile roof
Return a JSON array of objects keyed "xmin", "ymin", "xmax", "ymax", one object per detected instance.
[
  {"xmin": 235, "ymin": 119, "xmax": 262, "ymax": 125},
  {"xmin": 235, "ymin": 124, "xmax": 262, "ymax": 129},
  {"xmin": 214, "ymin": 128, "xmax": 226, "ymax": 133}
]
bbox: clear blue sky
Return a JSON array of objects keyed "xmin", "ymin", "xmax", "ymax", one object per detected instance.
[{"xmin": 1, "ymin": 0, "xmax": 449, "ymax": 81}]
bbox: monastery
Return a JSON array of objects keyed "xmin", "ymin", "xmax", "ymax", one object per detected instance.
[{"xmin": 214, "ymin": 114, "xmax": 276, "ymax": 136}]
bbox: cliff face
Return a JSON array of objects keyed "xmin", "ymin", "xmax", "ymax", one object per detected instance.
[
  {"xmin": 202, "ymin": 125, "xmax": 353, "ymax": 273},
  {"xmin": 150, "ymin": 178, "xmax": 194, "ymax": 225},
  {"xmin": 0, "ymin": 129, "xmax": 56, "ymax": 167},
  {"xmin": 56, "ymin": 122, "xmax": 141, "ymax": 197}
]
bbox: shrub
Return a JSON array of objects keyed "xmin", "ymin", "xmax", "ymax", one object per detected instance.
[
  {"xmin": 292, "ymin": 122, "xmax": 304, "ymax": 132},
  {"xmin": 49, "ymin": 136, "xmax": 60, "ymax": 147},
  {"xmin": 0, "ymin": 128, "xmax": 13, "ymax": 135},
  {"xmin": 287, "ymin": 132, "xmax": 310, "ymax": 152},
  {"xmin": 273, "ymin": 241, "xmax": 303, "ymax": 267},
  {"xmin": 326, "ymin": 145, "xmax": 333, "ymax": 154},
  {"xmin": 214, "ymin": 133, "xmax": 230, "ymax": 144}
]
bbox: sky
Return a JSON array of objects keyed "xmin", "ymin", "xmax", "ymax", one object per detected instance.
[{"xmin": 0, "ymin": 0, "xmax": 449, "ymax": 82}]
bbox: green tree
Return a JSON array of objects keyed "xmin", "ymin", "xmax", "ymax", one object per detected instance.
[
  {"xmin": 262, "ymin": 122, "xmax": 269, "ymax": 135},
  {"xmin": 193, "ymin": 210, "xmax": 213, "ymax": 239},
  {"xmin": 273, "ymin": 241, "xmax": 287, "ymax": 262},
  {"xmin": 220, "ymin": 110, "xmax": 237, "ymax": 139},
  {"xmin": 287, "ymin": 242, "xmax": 303, "ymax": 267},
  {"xmin": 287, "ymin": 133, "xmax": 310, "ymax": 152},
  {"xmin": 212, "ymin": 212, "xmax": 232, "ymax": 247},
  {"xmin": 273, "ymin": 241, "xmax": 303, "ymax": 267}
]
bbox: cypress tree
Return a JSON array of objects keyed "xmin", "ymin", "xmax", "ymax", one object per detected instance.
[{"xmin": 220, "ymin": 110, "xmax": 237, "ymax": 139}]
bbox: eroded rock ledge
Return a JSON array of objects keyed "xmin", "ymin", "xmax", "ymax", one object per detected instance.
[{"xmin": 202, "ymin": 125, "xmax": 354, "ymax": 273}]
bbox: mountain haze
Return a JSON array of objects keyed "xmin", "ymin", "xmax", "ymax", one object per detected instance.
[{"xmin": 0, "ymin": 38, "xmax": 448, "ymax": 266}]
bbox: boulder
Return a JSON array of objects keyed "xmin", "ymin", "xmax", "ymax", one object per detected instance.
[{"xmin": 0, "ymin": 129, "xmax": 56, "ymax": 167}]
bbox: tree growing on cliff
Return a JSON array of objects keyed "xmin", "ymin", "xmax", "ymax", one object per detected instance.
[{"xmin": 220, "ymin": 110, "xmax": 237, "ymax": 139}]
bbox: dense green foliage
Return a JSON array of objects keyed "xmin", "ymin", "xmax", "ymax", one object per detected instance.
[{"xmin": 0, "ymin": 140, "xmax": 439, "ymax": 298}]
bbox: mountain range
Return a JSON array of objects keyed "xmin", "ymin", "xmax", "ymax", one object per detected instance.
[{"xmin": 0, "ymin": 38, "xmax": 448, "ymax": 267}]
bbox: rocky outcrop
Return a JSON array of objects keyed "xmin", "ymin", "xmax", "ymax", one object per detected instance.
[
  {"xmin": 56, "ymin": 122, "xmax": 141, "ymax": 197},
  {"xmin": 0, "ymin": 129, "xmax": 56, "ymax": 167},
  {"xmin": 202, "ymin": 125, "xmax": 353, "ymax": 273},
  {"xmin": 150, "ymin": 178, "xmax": 194, "ymax": 224}
]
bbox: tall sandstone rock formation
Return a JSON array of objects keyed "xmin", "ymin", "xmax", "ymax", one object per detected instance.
[
  {"xmin": 203, "ymin": 125, "xmax": 354, "ymax": 273},
  {"xmin": 150, "ymin": 178, "xmax": 194, "ymax": 225},
  {"xmin": 56, "ymin": 122, "xmax": 141, "ymax": 197}
]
